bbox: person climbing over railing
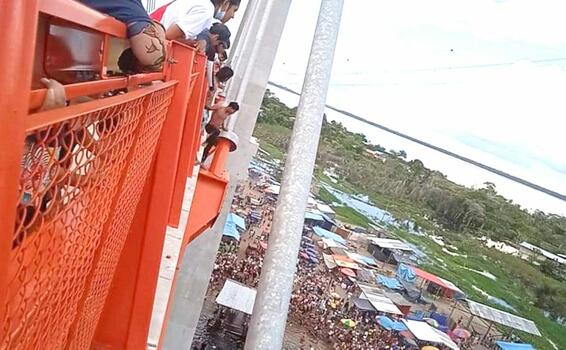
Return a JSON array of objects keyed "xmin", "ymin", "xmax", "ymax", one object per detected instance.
[
  {"xmin": 79, "ymin": 0, "xmax": 167, "ymax": 73},
  {"xmin": 151, "ymin": 0, "xmax": 240, "ymax": 51},
  {"xmin": 206, "ymin": 66, "xmax": 234, "ymax": 108},
  {"xmin": 201, "ymin": 101, "xmax": 239, "ymax": 163}
]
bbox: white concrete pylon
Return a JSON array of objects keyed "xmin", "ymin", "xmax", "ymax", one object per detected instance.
[{"xmin": 244, "ymin": 0, "xmax": 344, "ymax": 348}]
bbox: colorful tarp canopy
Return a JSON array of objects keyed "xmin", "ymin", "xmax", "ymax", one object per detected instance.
[
  {"xmin": 369, "ymin": 238, "xmax": 414, "ymax": 251},
  {"xmin": 333, "ymin": 255, "xmax": 360, "ymax": 270},
  {"xmin": 313, "ymin": 226, "xmax": 347, "ymax": 245},
  {"xmin": 357, "ymin": 268, "xmax": 376, "ymax": 283},
  {"xmin": 377, "ymin": 316, "xmax": 408, "ymax": 331},
  {"xmin": 316, "ymin": 203, "xmax": 335, "ymax": 215},
  {"xmin": 346, "ymin": 251, "xmax": 378, "ymax": 266},
  {"xmin": 357, "ymin": 282, "xmax": 403, "ymax": 315},
  {"xmin": 432, "ymin": 329, "xmax": 460, "ymax": 350},
  {"xmin": 397, "ymin": 263, "xmax": 417, "ymax": 283},
  {"xmin": 266, "ymin": 184, "xmax": 280, "ymax": 195},
  {"xmin": 216, "ymin": 279, "xmax": 257, "ymax": 315},
  {"xmin": 403, "ymin": 320, "xmax": 442, "ymax": 343},
  {"xmin": 400, "ymin": 264, "xmax": 462, "ymax": 294},
  {"xmin": 321, "ymin": 238, "xmax": 346, "ymax": 249},
  {"xmin": 414, "ymin": 267, "xmax": 450, "ymax": 288},
  {"xmin": 353, "ymin": 297, "xmax": 375, "ymax": 312},
  {"xmin": 227, "ymin": 213, "xmax": 246, "ymax": 231},
  {"xmin": 223, "ymin": 219, "xmax": 240, "ymax": 241},
  {"xmin": 467, "ymin": 300, "xmax": 541, "ymax": 336},
  {"xmin": 305, "ymin": 211, "xmax": 325, "ymax": 222},
  {"xmin": 340, "ymin": 268, "xmax": 357, "ymax": 278},
  {"xmin": 323, "ymin": 253, "xmax": 337, "ymax": 269},
  {"xmin": 377, "ymin": 274, "xmax": 403, "ymax": 290},
  {"xmin": 402, "ymin": 320, "xmax": 459, "ymax": 350},
  {"xmin": 495, "ymin": 341, "xmax": 535, "ymax": 350}
]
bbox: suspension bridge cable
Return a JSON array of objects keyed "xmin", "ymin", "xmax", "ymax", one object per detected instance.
[{"xmin": 267, "ymin": 81, "xmax": 566, "ymax": 202}]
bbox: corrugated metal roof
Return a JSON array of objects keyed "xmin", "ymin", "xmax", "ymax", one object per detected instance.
[
  {"xmin": 369, "ymin": 238, "xmax": 413, "ymax": 251},
  {"xmin": 216, "ymin": 279, "xmax": 257, "ymax": 315},
  {"xmin": 467, "ymin": 300, "xmax": 541, "ymax": 336}
]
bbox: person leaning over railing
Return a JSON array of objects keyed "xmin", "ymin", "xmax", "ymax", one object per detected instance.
[
  {"xmin": 79, "ymin": 0, "xmax": 166, "ymax": 73},
  {"xmin": 197, "ymin": 22, "xmax": 231, "ymax": 62},
  {"xmin": 151, "ymin": 0, "xmax": 240, "ymax": 51}
]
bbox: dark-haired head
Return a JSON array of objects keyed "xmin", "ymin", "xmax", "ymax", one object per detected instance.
[
  {"xmin": 216, "ymin": 66, "xmax": 234, "ymax": 83},
  {"xmin": 227, "ymin": 102, "xmax": 239, "ymax": 113}
]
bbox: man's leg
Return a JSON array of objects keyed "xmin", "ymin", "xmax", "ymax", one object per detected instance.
[
  {"xmin": 126, "ymin": 21, "xmax": 166, "ymax": 72},
  {"xmin": 201, "ymin": 128, "xmax": 220, "ymax": 162}
]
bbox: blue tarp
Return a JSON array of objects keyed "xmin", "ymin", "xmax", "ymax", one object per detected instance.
[
  {"xmin": 360, "ymin": 255, "xmax": 378, "ymax": 266},
  {"xmin": 377, "ymin": 275, "xmax": 403, "ymax": 290},
  {"xmin": 321, "ymin": 214, "xmax": 336, "ymax": 225},
  {"xmin": 305, "ymin": 211, "xmax": 325, "ymax": 222},
  {"xmin": 377, "ymin": 316, "xmax": 408, "ymax": 331},
  {"xmin": 228, "ymin": 213, "xmax": 246, "ymax": 231},
  {"xmin": 312, "ymin": 226, "xmax": 347, "ymax": 245},
  {"xmin": 495, "ymin": 341, "xmax": 536, "ymax": 350},
  {"xmin": 396, "ymin": 263, "xmax": 416, "ymax": 283},
  {"xmin": 430, "ymin": 312, "xmax": 448, "ymax": 327},
  {"xmin": 223, "ymin": 220, "xmax": 240, "ymax": 241}
]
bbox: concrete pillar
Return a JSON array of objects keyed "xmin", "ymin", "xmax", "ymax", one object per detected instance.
[
  {"xmin": 161, "ymin": 1, "xmax": 293, "ymax": 348},
  {"xmin": 244, "ymin": 0, "xmax": 343, "ymax": 348}
]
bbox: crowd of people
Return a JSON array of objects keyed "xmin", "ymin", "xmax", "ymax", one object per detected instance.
[
  {"xmin": 288, "ymin": 255, "xmax": 407, "ymax": 350},
  {"xmin": 205, "ymin": 174, "xmax": 411, "ymax": 350}
]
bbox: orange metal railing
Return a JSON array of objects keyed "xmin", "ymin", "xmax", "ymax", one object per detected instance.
[{"xmin": 0, "ymin": 1, "xmax": 231, "ymax": 349}]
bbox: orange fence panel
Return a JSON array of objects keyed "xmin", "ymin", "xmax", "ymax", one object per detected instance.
[
  {"xmin": 1, "ymin": 84, "xmax": 175, "ymax": 349},
  {"xmin": 0, "ymin": 1, "xmax": 41, "ymax": 345},
  {"xmin": 67, "ymin": 85, "xmax": 175, "ymax": 349},
  {"xmin": 0, "ymin": 1, "xmax": 230, "ymax": 348}
]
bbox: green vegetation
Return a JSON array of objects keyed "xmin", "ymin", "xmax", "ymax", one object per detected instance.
[
  {"xmin": 259, "ymin": 141, "xmax": 285, "ymax": 160},
  {"xmin": 254, "ymin": 90, "xmax": 566, "ymax": 349},
  {"xmin": 317, "ymin": 186, "xmax": 340, "ymax": 204},
  {"xmin": 333, "ymin": 206, "xmax": 372, "ymax": 228}
]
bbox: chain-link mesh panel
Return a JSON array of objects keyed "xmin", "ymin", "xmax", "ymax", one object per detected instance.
[
  {"xmin": 68, "ymin": 87, "xmax": 174, "ymax": 349},
  {"xmin": 1, "ymin": 85, "xmax": 174, "ymax": 349}
]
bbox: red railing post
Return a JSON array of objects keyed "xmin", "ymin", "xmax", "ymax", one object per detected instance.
[
  {"xmin": 167, "ymin": 54, "xmax": 209, "ymax": 227},
  {"xmin": 209, "ymin": 138, "xmax": 233, "ymax": 175},
  {"xmin": 91, "ymin": 42, "xmax": 199, "ymax": 350},
  {"xmin": 0, "ymin": 0, "xmax": 39, "ymax": 336}
]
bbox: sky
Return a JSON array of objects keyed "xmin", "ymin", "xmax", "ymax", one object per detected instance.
[
  {"xmin": 146, "ymin": 0, "xmax": 566, "ymax": 215},
  {"xmin": 263, "ymin": 0, "xmax": 566, "ymax": 216}
]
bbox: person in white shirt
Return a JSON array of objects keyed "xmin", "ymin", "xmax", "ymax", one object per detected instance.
[{"xmin": 154, "ymin": 0, "xmax": 240, "ymax": 49}]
